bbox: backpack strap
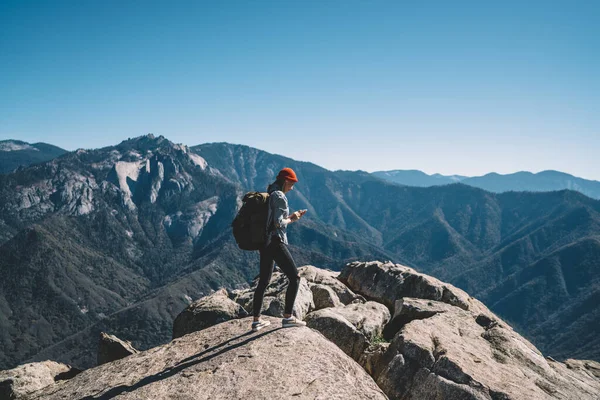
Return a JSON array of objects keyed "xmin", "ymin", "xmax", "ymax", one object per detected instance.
[{"xmin": 265, "ymin": 190, "xmax": 281, "ymax": 235}]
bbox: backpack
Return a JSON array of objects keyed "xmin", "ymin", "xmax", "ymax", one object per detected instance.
[{"xmin": 231, "ymin": 191, "xmax": 272, "ymax": 250}]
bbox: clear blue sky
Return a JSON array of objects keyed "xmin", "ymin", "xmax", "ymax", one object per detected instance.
[{"xmin": 1, "ymin": 1, "xmax": 599, "ymax": 179}]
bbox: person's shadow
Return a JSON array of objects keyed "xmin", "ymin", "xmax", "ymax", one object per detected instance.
[{"xmin": 81, "ymin": 326, "xmax": 282, "ymax": 399}]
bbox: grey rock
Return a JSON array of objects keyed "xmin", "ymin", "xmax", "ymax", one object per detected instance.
[
  {"xmin": 309, "ymin": 283, "xmax": 343, "ymax": 310},
  {"xmin": 172, "ymin": 288, "xmax": 248, "ymax": 339},
  {"xmin": 564, "ymin": 359, "xmax": 600, "ymax": 379},
  {"xmin": 97, "ymin": 332, "xmax": 139, "ymax": 366},
  {"xmin": 0, "ymin": 361, "xmax": 80, "ymax": 399},
  {"xmin": 31, "ymin": 317, "xmax": 388, "ymax": 400},
  {"xmin": 291, "ymin": 277, "xmax": 314, "ymax": 320},
  {"xmin": 53, "ymin": 171, "xmax": 98, "ymax": 216},
  {"xmin": 149, "ymin": 160, "xmax": 164, "ymax": 204},
  {"xmin": 339, "ymin": 261, "xmax": 494, "ymax": 318},
  {"xmin": 306, "ymin": 301, "xmax": 390, "ymax": 361},
  {"xmin": 298, "ymin": 265, "xmax": 361, "ymax": 304},
  {"xmin": 163, "ymin": 196, "xmax": 219, "ymax": 242},
  {"xmin": 383, "ymin": 297, "xmax": 460, "ymax": 340},
  {"xmin": 375, "ymin": 307, "xmax": 600, "ymax": 400},
  {"xmin": 306, "ymin": 307, "xmax": 365, "ymax": 361},
  {"xmin": 232, "ymin": 272, "xmax": 314, "ymax": 320},
  {"xmin": 230, "ymin": 288, "xmax": 253, "ymax": 309},
  {"xmin": 8, "ymin": 166, "xmax": 99, "ymax": 222},
  {"xmin": 360, "ymin": 342, "xmax": 390, "ymax": 378}
]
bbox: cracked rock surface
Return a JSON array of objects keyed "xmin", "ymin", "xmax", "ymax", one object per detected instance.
[
  {"xmin": 9, "ymin": 261, "xmax": 600, "ymax": 399},
  {"xmin": 172, "ymin": 288, "xmax": 248, "ymax": 339},
  {"xmin": 376, "ymin": 308, "xmax": 600, "ymax": 399},
  {"xmin": 298, "ymin": 265, "xmax": 362, "ymax": 305},
  {"xmin": 97, "ymin": 332, "xmax": 139, "ymax": 366},
  {"xmin": 30, "ymin": 317, "xmax": 388, "ymax": 400},
  {"xmin": 306, "ymin": 301, "xmax": 390, "ymax": 361},
  {"xmin": 309, "ymin": 283, "xmax": 344, "ymax": 310},
  {"xmin": 339, "ymin": 261, "xmax": 494, "ymax": 318},
  {"xmin": 341, "ymin": 262, "xmax": 600, "ymax": 400},
  {"xmin": 231, "ymin": 272, "xmax": 314, "ymax": 320},
  {"xmin": 0, "ymin": 360, "xmax": 80, "ymax": 399}
]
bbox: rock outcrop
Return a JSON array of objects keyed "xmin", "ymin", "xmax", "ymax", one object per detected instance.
[
  {"xmin": 339, "ymin": 260, "xmax": 492, "ymax": 317},
  {"xmin": 306, "ymin": 301, "xmax": 390, "ymax": 361},
  {"xmin": 180, "ymin": 260, "xmax": 600, "ymax": 400},
  {"xmin": 339, "ymin": 261, "xmax": 600, "ymax": 400},
  {"xmin": 97, "ymin": 332, "xmax": 139, "ymax": 366},
  {"xmin": 6, "ymin": 260, "xmax": 600, "ymax": 400},
  {"xmin": 231, "ymin": 271, "xmax": 314, "ymax": 320},
  {"xmin": 29, "ymin": 317, "xmax": 387, "ymax": 400},
  {"xmin": 172, "ymin": 288, "xmax": 248, "ymax": 339},
  {"xmin": 298, "ymin": 265, "xmax": 362, "ymax": 305},
  {"xmin": 564, "ymin": 358, "xmax": 600, "ymax": 379},
  {"xmin": 0, "ymin": 361, "xmax": 80, "ymax": 399},
  {"xmin": 309, "ymin": 283, "xmax": 344, "ymax": 309},
  {"xmin": 382, "ymin": 297, "xmax": 457, "ymax": 339},
  {"xmin": 378, "ymin": 307, "xmax": 568, "ymax": 399}
]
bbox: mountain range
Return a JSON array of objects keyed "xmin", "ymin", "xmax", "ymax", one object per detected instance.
[
  {"xmin": 0, "ymin": 140, "xmax": 67, "ymax": 174},
  {"xmin": 0, "ymin": 136, "xmax": 392, "ymax": 369},
  {"xmin": 373, "ymin": 169, "xmax": 600, "ymax": 199},
  {"xmin": 6, "ymin": 139, "xmax": 599, "ymax": 199},
  {"xmin": 0, "ymin": 135, "xmax": 599, "ymax": 370}
]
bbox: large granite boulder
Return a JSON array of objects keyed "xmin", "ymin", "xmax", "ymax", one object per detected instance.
[
  {"xmin": 339, "ymin": 261, "xmax": 493, "ymax": 317},
  {"xmin": 231, "ymin": 271, "xmax": 314, "ymax": 320},
  {"xmin": 383, "ymin": 297, "xmax": 461, "ymax": 340},
  {"xmin": 30, "ymin": 317, "xmax": 388, "ymax": 400},
  {"xmin": 309, "ymin": 283, "xmax": 344, "ymax": 310},
  {"xmin": 97, "ymin": 332, "xmax": 139, "ymax": 366},
  {"xmin": 306, "ymin": 301, "xmax": 390, "ymax": 361},
  {"xmin": 0, "ymin": 361, "xmax": 81, "ymax": 399},
  {"xmin": 303, "ymin": 262, "xmax": 600, "ymax": 400},
  {"xmin": 374, "ymin": 305, "xmax": 600, "ymax": 400},
  {"xmin": 173, "ymin": 288, "xmax": 248, "ymax": 339},
  {"xmin": 298, "ymin": 265, "xmax": 362, "ymax": 304}
]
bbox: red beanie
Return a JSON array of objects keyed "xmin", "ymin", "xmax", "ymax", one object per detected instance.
[{"xmin": 277, "ymin": 167, "xmax": 298, "ymax": 182}]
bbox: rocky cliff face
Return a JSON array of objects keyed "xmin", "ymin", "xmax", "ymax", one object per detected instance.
[
  {"xmin": 0, "ymin": 135, "xmax": 248, "ymax": 370},
  {"xmin": 8, "ymin": 261, "xmax": 599, "ymax": 400}
]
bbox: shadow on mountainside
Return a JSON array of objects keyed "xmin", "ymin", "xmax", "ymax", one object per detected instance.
[{"xmin": 82, "ymin": 327, "xmax": 282, "ymax": 400}]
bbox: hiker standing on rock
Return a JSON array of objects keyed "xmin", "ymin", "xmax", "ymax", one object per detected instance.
[{"xmin": 252, "ymin": 167, "xmax": 307, "ymax": 331}]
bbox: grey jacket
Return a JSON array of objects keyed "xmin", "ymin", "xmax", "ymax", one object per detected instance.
[{"xmin": 265, "ymin": 182, "xmax": 290, "ymax": 246}]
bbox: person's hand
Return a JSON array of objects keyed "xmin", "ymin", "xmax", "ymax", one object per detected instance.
[
  {"xmin": 290, "ymin": 211, "xmax": 300, "ymax": 222},
  {"xmin": 290, "ymin": 210, "xmax": 307, "ymax": 222}
]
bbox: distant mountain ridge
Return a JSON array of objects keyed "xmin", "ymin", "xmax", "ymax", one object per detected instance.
[
  {"xmin": 464, "ymin": 170, "xmax": 600, "ymax": 199},
  {"xmin": 373, "ymin": 169, "xmax": 600, "ymax": 199},
  {"xmin": 372, "ymin": 169, "xmax": 467, "ymax": 186},
  {"xmin": 0, "ymin": 139, "xmax": 67, "ymax": 174}
]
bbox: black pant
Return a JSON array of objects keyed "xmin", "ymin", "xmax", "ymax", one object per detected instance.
[{"xmin": 253, "ymin": 237, "xmax": 300, "ymax": 317}]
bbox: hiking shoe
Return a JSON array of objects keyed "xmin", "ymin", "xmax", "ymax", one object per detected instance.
[
  {"xmin": 251, "ymin": 319, "xmax": 271, "ymax": 332},
  {"xmin": 282, "ymin": 316, "xmax": 307, "ymax": 328}
]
